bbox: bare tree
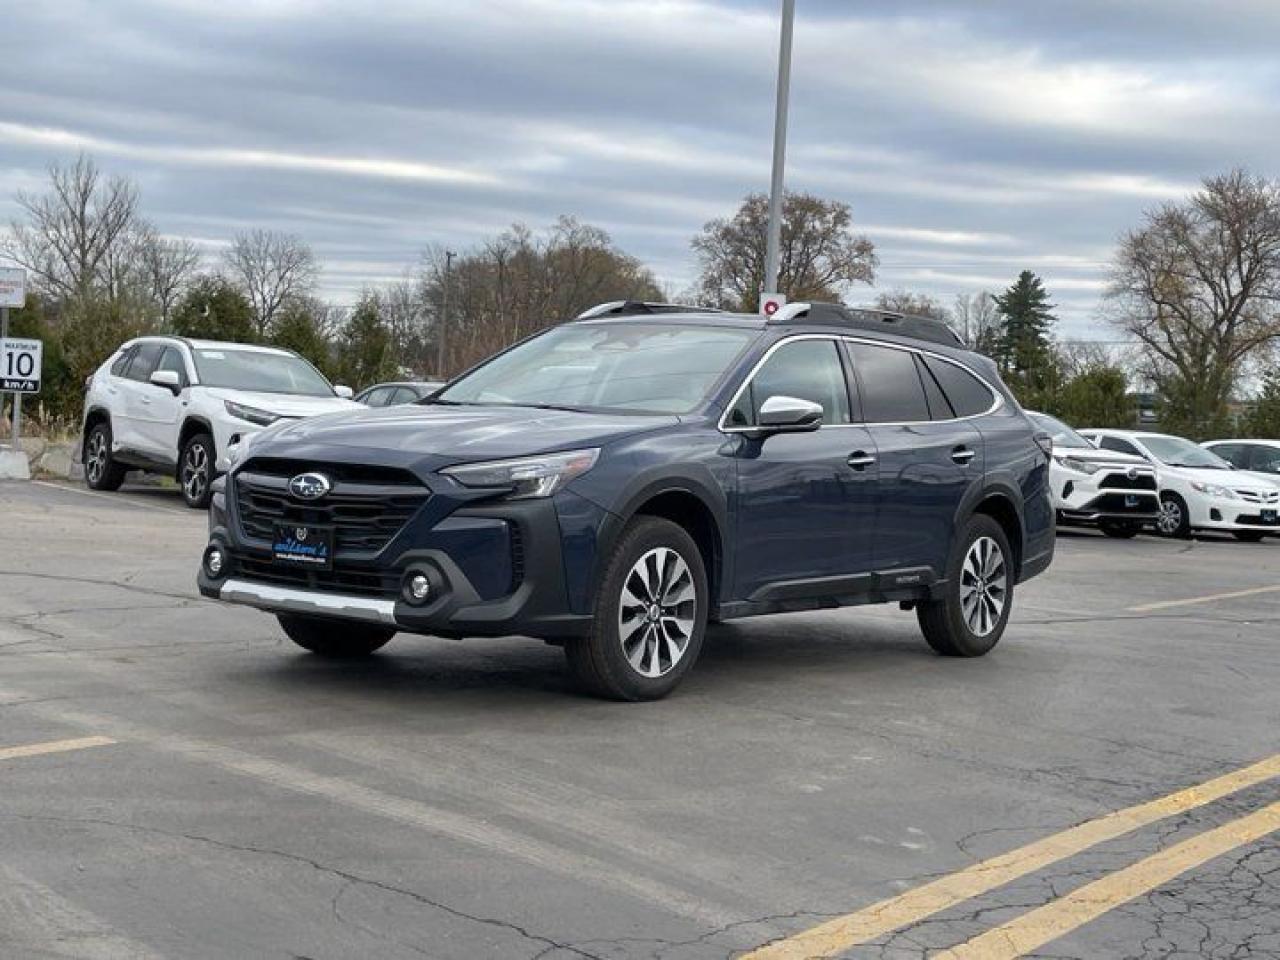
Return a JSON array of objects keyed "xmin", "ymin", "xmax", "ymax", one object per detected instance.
[
  {"xmin": 223, "ymin": 229, "xmax": 318, "ymax": 337},
  {"xmin": 1109, "ymin": 169, "xmax": 1280, "ymax": 434},
  {"xmin": 874, "ymin": 289, "xmax": 950, "ymax": 321},
  {"xmin": 1, "ymin": 153, "xmax": 139, "ymax": 301},
  {"xmin": 418, "ymin": 218, "xmax": 661, "ymax": 375},
  {"xmin": 138, "ymin": 227, "xmax": 201, "ymax": 327},
  {"xmin": 691, "ymin": 191, "xmax": 876, "ymax": 312},
  {"xmin": 952, "ymin": 291, "xmax": 1001, "ymax": 353}
]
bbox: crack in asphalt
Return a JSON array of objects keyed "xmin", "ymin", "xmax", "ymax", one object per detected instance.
[
  {"xmin": 2, "ymin": 812, "xmax": 611, "ymax": 960},
  {"xmin": 0, "ymin": 569, "xmax": 195, "ymax": 603}
]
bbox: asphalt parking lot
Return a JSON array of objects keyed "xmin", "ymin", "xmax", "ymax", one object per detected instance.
[{"xmin": 1, "ymin": 479, "xmax": 1277, "ymax": 960}]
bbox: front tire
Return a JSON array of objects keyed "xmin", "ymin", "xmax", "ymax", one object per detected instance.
[
  {"xmin": 277, "ymin": 614, "xmax": 395, "ymax": 657},
  {"xmin": 1156, "ymin": 493, "xmax": 1191, "ymax": 539},
  {"xmin": 1099, "ymin": 519, "xmax": 1141, "ymax": 539},
  {"xmin": 917, "ymin": 515, "xmax": 1013, "ymax": 657},
  {"xmin": 180, "ymin": 433, "xmax": 216, "ymax": 509},
  {"xmin": 84, "ymin": 422, "xmax": 128, "ymax": 491},
  {"xmin": 565, "ymin": 517, "xmax": 708, "ymax": 701}
]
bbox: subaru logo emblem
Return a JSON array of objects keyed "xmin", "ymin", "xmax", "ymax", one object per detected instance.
[{"xmin": 288, "ymin": 472, "xmax": 331, "ymax": 500}]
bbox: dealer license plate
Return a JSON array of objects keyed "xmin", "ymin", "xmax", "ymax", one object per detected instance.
[{"xmin": 272, "ymin": 522, "xmax": 334, "ymax": 569}]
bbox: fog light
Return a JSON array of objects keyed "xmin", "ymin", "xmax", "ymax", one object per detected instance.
[
  {"xmin": 406, "ymin": 573, "xmax": 431, "ymax": 604},
  {"xmin": 204, "ymin": 545, "xmax": 225, "ymax": 578}
]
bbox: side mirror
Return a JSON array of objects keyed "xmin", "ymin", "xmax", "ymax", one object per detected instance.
[
  {"xmin": 150, "ymin": 370, "xmax": 182, "ymax": 395},
  {"xmin": 334, "ymin": 385, "xmax": 354, "ymax": 399},
  {"xmin": 757, "ymin": 395, "xmax": 824, "ymax": 433}
]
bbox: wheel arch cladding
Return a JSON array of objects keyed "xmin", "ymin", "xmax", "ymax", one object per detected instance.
[
  {"xmin": 973, "ymin": 492, "xmax": 1023, "ymax": 573},
  {"xmin": 179, "ymin": 417, "xmax": 215, "ymax": 454},
  {"xmin": 631, "ymin": 489, "xmax": 722, "ymax": 606}
]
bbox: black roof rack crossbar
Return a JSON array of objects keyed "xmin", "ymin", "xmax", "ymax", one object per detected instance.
[
  {"xmin": 575, "ymin": 300, "xmax": 725, "ymax": 320},
  {"xmin": 769, "ymin": 301, "xmax": 965, "ymax": 349}
]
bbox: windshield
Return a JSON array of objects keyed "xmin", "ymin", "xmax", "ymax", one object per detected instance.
[
  {"xmin": 435, "ymin": 322, "xmax": 757, "ymax": 414},
  {"xmin": 193, "ymin": 349, "xmax": 335, "ymax": 397},
  {"xmin": 1027, "ymin": 412, "xmax": 1092, "ymax": 450},
  {"xmin": 1141, "ymin": 435, "xmax": 1231, "ymax": 469}
]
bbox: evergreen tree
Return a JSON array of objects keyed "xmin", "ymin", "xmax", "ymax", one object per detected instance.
[
  {"xmin": 1245, "ymin": 370, "xmax": 1280, "ymax": 438},
  {"xmin": 994, "ymin": 270, "xmax": 1060, "ymax": 407},
  {"xmin": 335, "ymin": 294, "xmax": 398, "ymax": 390},
  {"xmin": 272, "ymin": 298, "xmax": 334, "ymax": 378},
  {"xmin": 172, "ymin": 276, "xmax": 256, "ymax": 343}
]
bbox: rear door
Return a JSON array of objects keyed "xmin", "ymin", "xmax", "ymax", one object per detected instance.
[
  {"xmin": 729, "ymin": 337, "xmax": 879, "ymax": 600},
  {"xmin": 845, "ymin": 341, "xmax": 984, "ymax": 578}
]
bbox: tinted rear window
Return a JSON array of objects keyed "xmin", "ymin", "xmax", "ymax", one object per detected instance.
[
  {"xmin": 848, "ymin": 342, "xmax": 930, "ymax": 423},
  {"xmin": 922, "ymin": 356, "xmax": 995, "ymax": 418}
]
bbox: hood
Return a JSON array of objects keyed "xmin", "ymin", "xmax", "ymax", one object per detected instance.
[
  {"xmin": 1053, "ymin": 443, "xmax": 1149, "ymax": 466},
  {"xmin": 257, "ymin": 403, "xmax": 678, "ymax": 464},
  {"xmin": 206, "ymin": 389, "xmax": 358, "ymax": 418}
]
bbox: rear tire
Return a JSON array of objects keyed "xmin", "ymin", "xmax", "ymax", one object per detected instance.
[
  {"xmin": 564, "ymin": 516, "xmax": 708, "ymax": 701},
  {"xmin": 1233, "ymin": 530, "xmax": 1266, "ymax": 543},
  {"xmin": 917, "ymin": 515, "xmax": 1013, "ymax": 658},
  {"xmin": 84, "ymin": 422, "xmax": 127, "ymax": 491},
  {"xmin": 277, "ymin": 614, "xmax": 395, "ymax": 657},
  {"xmin": 1156, "ymin": 493, "xmax": 1192, "ymax": 539},
  {"xmin": 1099, "ymin": 519, "xmax": 1141, "ymax": 539},
  {"xmin": 180, "ymin": 433, "xmax": 216, "ymax": 509}
]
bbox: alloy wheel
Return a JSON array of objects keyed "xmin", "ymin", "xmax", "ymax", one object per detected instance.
[
  {"xmin": 86, "ymin": 432, "xmax": 107, "ymax": 485},
  {"xmin": 959, "ymin": 535, "xmax": 1007, "ymax": 638},
  {"xmin": 617, "ymin": 546, "xmax": 697, "ymax": 678},
  {"xmin": 182, "ymin": 443, "xmax": 209, "ymax": 503},
  {"xmin": 1157, "ymin": 498, "xmax": 1181, "ymax": 536}
]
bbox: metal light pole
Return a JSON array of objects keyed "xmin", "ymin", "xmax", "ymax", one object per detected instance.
[
  {"xmin": 436, "ymin": 249, "xmax": 455, "ymax": 378},
  {"xmin": 763, "ymin": 0, "xmax": 795, "ymax": 300}
]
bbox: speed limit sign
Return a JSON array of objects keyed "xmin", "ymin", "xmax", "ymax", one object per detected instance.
[{"xmin": 1, "ymin": 338, "xmax": 42, "ymax": 394}]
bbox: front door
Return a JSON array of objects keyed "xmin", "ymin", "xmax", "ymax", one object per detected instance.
[
  {"xmin": 728, "ymin": 338, "xmax": 879, "ymax": 600},
  {"xmin": 133, "ymin": 345, "xmax": 187, "ymax": 462}
]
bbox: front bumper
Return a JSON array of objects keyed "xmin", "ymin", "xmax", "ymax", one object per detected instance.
[
  {"xmin": 1188, "ymin": 494, "xmax": 1280, "ymax": 532},
  {"xmin": 1058, "ymin": 490, "xmax": 1160, "ymax": 522},
  {"xmin": 198, "ymin": 471, "xmax": 598, "ymax": 639}
]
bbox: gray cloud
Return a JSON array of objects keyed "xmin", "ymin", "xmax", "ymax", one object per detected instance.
[{"xmin": 3, "ymin": 0, "xmax": 1279, "ymax": 338}]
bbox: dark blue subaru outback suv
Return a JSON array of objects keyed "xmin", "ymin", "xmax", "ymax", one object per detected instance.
[{"xmin": 198, "ymin": 300, "xmax": 1054, "ymax": 699}]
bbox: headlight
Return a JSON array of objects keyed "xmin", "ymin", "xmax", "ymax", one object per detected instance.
[
  {"xmin": 1191, "ymin": 480, "xmax": 1236, "ymax": 499},
  {"xmin": 440, "ymin": 448, "xmax": 600, "ymax": 500},
  {"xmin": 224, "ymin": 400, "xmax": 281, "ymax": 426},
  {"xmin": 1054, "ymin": 456, "xmax": 1103, "ymax": 475}
]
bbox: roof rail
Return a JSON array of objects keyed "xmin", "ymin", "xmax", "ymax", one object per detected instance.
[
  {"xmin": 769, "ymin": 301, "xmax": 965, "ymax": 349},
  {"xmin": 575, "ymin": 300, "xmax": 724, "ymax": 320}
]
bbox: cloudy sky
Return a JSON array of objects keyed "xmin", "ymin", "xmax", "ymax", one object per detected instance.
[{"xmin": 3, "ymin": 0, "xmax": 1280, "ymax": 337}]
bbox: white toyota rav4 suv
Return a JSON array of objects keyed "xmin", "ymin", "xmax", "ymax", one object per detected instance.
[
  {"xmin": 82, "ymin": 337, "xmax": 358, "ymax": 508},
  {"xmin": 1027, "ymin": 412, "xmax": 1159, "ymax": 538},
  {"xmin": 1080, "ymin": 429, "xmax": 1280, "ymax": 541}
]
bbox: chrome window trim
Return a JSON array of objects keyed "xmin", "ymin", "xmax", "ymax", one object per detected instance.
[{"xmin": 718, "ymin": 333, "xmax": 1004, "ymax": 434}]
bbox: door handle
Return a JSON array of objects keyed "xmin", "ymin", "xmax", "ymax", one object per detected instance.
[
  {"xmin": 847, "ymin": 451, "xmax": 877, "ymax": 470},
  {"xmin": 951, "ymin": 446, "xmax": 976, "ymax": 465}
]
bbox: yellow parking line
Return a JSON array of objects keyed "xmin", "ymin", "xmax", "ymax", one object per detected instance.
[
  {"xmin": 1128, "ymin": 584, "xmax": 1280, "ymax": 613},
  {"xmin": 937, "ymin": 800, "xmax": 1280, "ymax": 960},
  {"xmin": 0, "ymin": 735, "xmax": 116, "ymax": 761},
  {"xmin": 740, "ymin": 753, "xmax": 1280, "ymax": 960}
]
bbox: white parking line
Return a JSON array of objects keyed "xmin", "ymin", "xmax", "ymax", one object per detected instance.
[
  {"xmin": 1128, "ymin": 584, "xmax": 1280, "ymax": 613},
  {"xmin": 0, "ymin": 736, "xmax": 117, "ymax": 762},
  {"xmin": 31, "ymin": 481, "xmax": 190, "ymax": 516}
]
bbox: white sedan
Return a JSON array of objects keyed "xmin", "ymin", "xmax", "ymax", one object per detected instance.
[
  {"xmin": 1028, "ymin": 412, "xmax": 1159, "ymax": 538},
  {"xmin": 1080, "ymin": 429, "xmax": 1280, "ymax": 541}
]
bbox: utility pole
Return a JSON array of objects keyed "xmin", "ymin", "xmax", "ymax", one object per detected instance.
[
  {"xmin": 436, "ymin": 250, "xmax": 455, "ymax": 378},
  {"xmin": 763, "ymin": 0, "xmax": 795, "ymax": 301}
]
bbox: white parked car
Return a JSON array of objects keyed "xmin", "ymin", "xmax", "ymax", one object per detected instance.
[
  {"xmin": 1201, "ymin": 439, "xmax": 1280, "ymax": 487},
  {"xmin": 1080, "ymin": 429, "xmax": 1280, "ymax": 541},
  {"xmin": 82, "ymin": 337, "xmax": 357, "ymax": 508},
  {"xmin": 1027, "ymin": 412, "xmax": 1159, "ymax": 538}
]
